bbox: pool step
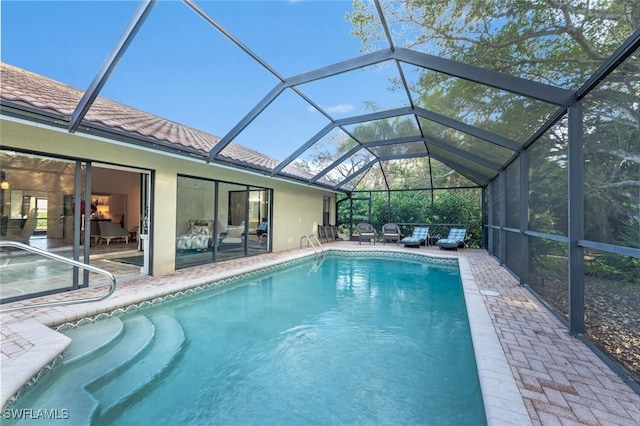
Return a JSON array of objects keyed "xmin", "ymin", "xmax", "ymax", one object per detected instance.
[
  {"xmin": 62, "ymin": 316, "xmax": 124, "ymax": 364},
  {"xmin": 89, "ymin": 314, "xmax": 186, "ymax": 419},
  {"xmin": 7, "ymin": 315, "xmax": 155, "ymax": 425}
]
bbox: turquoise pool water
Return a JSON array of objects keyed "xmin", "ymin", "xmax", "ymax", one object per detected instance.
[{"xmin": 9, "ymin": 254, "xmax": 486, "ymax": 425}]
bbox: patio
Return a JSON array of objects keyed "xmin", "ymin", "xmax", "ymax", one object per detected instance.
[{"xmin": 1, "ymin": 242, "xmax": 639, "ymax": 425}]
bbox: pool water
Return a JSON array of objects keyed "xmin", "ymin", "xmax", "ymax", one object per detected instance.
[{"xmin": 11, "ymin": 255, "xmax": 486, "ymax": 425}]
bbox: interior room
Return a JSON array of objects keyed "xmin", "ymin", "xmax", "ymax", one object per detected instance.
[{"xmin": 0, "ymin": 151, "xmax": 143, "ymax": 256}]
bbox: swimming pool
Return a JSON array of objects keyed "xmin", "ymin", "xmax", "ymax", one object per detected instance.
[{"xmin": 7, "ymin": 254, "xmax": 486, "ymax": 425}]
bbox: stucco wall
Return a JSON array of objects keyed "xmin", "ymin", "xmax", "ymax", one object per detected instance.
[{"xmin": 1, "ymin": 117, "xmax": 335, "ymax": 275}]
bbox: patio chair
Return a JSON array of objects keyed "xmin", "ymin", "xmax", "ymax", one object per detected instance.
[
  {"xmin": 356, "ymin": 222, "xmax": 375, "ymax": 245},
  {"xmin": 381, "ymin": 223, "xmax": 401, "ymax": 245},
  {"xmin": 436, "ymin": 228, "xmax": 467, "ymax": 250},
  {"xmin": 400, "ymin": 226, "xmax": 429, "ymax": 248}
]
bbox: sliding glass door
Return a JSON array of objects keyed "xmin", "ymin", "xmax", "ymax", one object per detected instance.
[
  {"xmin": 216, "ymin": 182, "xmax": 247, "ymax": 261},
  {"xmin": 175, "ymin": 176, "xmax": 272, "ymax": 269},
  {"xmin": 0, "ymin": 150, "xmax": 84, "ymax": 303}
]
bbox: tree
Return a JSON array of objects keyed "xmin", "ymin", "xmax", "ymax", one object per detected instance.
[{"xmin": 347, "ymin": 0, "xmax": 639, "ymax": 248}]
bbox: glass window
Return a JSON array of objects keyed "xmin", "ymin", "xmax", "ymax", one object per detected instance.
[
  {"xmin": 216, "ymin": 182, "xmax": 246, "ymax": 262},
  {"xmin": 0, "ymin": 150, "xmax": 81, "ymax": 301},
  {"xmin": 175, "ymin": 177, "xmax": 272, "ymax": 268},
  {"xmin": 175, "ymin": 176, "xmax": 215, "ymax": 269},
  {"xmin": 248, "ymin": 187, "xmax": 271, "ymax": 255}
]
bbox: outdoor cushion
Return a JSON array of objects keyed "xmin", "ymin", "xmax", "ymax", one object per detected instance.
[
  {"xmin": 436, "ymin": 228, "xmax": 467, "ymax": 249},
  {"xmin": 401, "ymin": 227, "xmax": 429, "ymax": 247}
]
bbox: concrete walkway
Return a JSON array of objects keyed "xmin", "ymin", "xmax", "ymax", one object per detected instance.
[{"xmin": 463, "ymin": 249, "xmax": 640, "ymax": 425}]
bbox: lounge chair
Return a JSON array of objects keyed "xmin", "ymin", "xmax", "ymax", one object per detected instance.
[
  {"xmin": 0, "ymin": 208, "xmax": 37, "ymax": 244},
  {"xmin": 401, "ymin": 226, "xmax": 429, "ymax": 248},
  {"xmin": 356, "ymin": 222, "xmax": 375, "ymax": 245},
  {"xmin": 98, "ymin": 221, "xmax": 130, "ymax": 245},
  {"xmin": 436, "ymin": 228, "xmax": 467, "ymax": 250},
  {"xmin": 381, "ymin": 223, "xmax": 401, "ymax": 245}
]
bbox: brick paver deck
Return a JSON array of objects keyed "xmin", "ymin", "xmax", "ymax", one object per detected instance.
[{"xmin": 1, "ymin": 244, "xmax": 639, "ymax": 424}]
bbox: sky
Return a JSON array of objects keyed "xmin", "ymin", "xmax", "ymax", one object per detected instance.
[{"xmin": 1, "ymin": 0, "xmax": 401, "ymax": 161}]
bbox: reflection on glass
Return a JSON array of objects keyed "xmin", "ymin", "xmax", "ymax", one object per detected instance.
[
  {"xmin": 0, "ymin": 150, "xmax": 79, "ymax": 301},
  {"xmin": 175, "ymin": 176, "xmax": 215, "ymax": 269}
]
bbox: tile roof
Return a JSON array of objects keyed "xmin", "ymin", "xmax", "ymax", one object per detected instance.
[{"xmin": 0, "ymin": 62, "xmax": 295, "ymax": 176}]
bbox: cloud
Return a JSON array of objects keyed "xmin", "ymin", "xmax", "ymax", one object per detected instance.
[{"xmin": 323, "ymin": 103, "xmax": 355, "ymax": 114}]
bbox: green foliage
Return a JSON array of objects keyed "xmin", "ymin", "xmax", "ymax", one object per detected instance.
[
  {"xmin": 585, "ymin": 254, "xmax": 640, "ymax": 285},
  {"xmin": 36, "ymin": 211, "xmax": 47, "ymax": 230},
  {"xmin": 616, "ymin": 218, "xmax": 640, "ymax": 250},
  {"xmin": 585, "ymin": 219, "xmax": 640, "ymax": 284},
  {"xmin": 339, "ymin": 188, "xmax": 482, "ymax": 246}
]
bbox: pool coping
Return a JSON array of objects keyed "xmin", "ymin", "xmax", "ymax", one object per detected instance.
[
  {"xmin": 458, "ymin": 256, "xmax": 532, "ymax": 425},
  {"xmin": 0, "ymin": 246, "xmax": 528, "ymax": 424}
]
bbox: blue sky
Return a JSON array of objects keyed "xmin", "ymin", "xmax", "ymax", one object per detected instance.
[{"xmin": 1, "ymin": 0, "xmax": 397, "ymax": 161}]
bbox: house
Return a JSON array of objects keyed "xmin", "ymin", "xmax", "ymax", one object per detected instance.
[{"xmin": 0, "ymin": 63, "xmax": 335, "ymax": 287}]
